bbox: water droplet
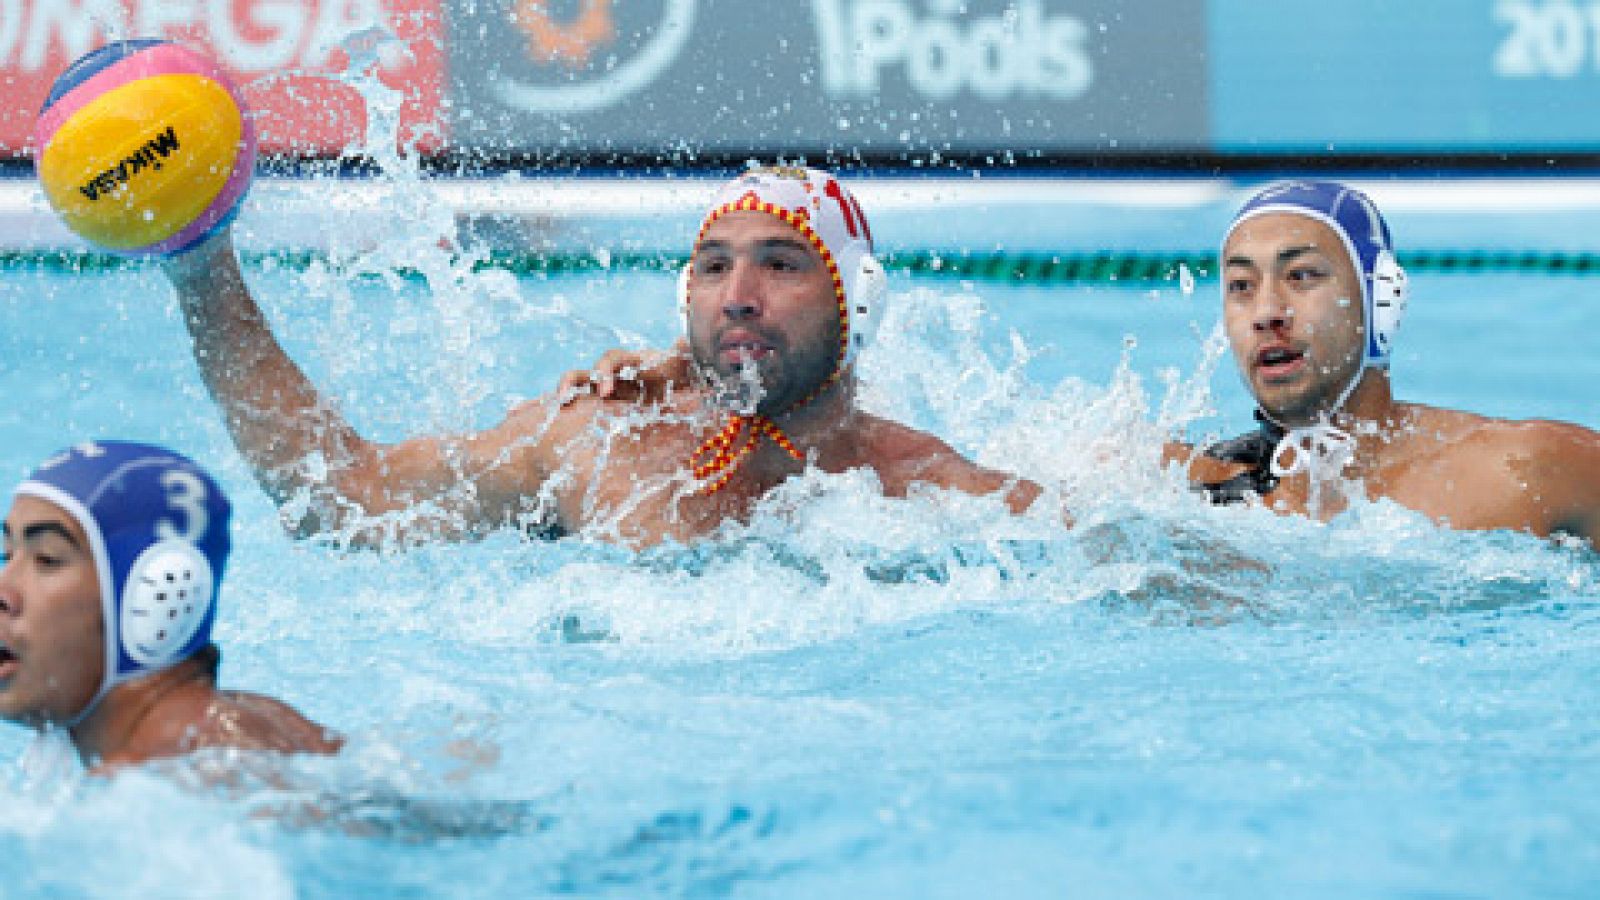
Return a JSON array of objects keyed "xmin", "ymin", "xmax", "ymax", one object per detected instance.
[{"xmin": 1178, "ymin": 263, "xmax": 1196, "ymax": 296}]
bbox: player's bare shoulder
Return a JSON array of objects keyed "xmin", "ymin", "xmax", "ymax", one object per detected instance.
[
  {"xmin": 478, "ymin": 388, "xmax": 702, "ymax": 491},
  {"xmin": 1467, "ymin": 416, "xmax": 1600, "ymax": 540},
  {"xmin": 1391, "ymin": 406, "xmax": 1600, "ymax": 539},
  {"xmin": 852, "ymin": 414, "xmax": 960, "ymax": 476},
  {"xmin": 1386, "ymin": 406, "xmax": 1577, "ymax": 484},
  {"xmin": 482, "ymin": 390, "xmax": 662, "ymax": 463},
  {"xmin": 852, "ymin": 414, "xmax": 1028, "ymax": 504},
  {"xmin": 208, "ymin": 692, "xmax": 345, "ymax": 755},
  {"xmin": 1449, "ymin": 414, "xmax": 1600, "ymax": 476}
]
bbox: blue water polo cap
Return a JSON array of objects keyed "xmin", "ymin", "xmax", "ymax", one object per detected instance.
[
  {"xmin": 1224, "ymin": 180, "xmax": 1409, "ymax": 368},
  {"xmin": 13, "ymin": 441, "xmax": 231, "ymax": 720}
]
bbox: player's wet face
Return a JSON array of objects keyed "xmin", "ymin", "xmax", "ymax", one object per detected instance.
[
  {"xmin": 1222, "ymin": 213, "xmax": 1367, "ymax": 424},
  {"xmin": 686, "ymin": 211, "xmax": 842, "ymax": 415},
  {"xmin": 0, "ymin": 495, "xmax": 104, "ymax": 728}
]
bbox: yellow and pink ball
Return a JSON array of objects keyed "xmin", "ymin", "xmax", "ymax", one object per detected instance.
[{"xmin": 34, "ymin": 39, "xmax": 255, "ymax": 257}]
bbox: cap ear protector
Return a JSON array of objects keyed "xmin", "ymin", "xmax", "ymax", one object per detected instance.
[
  {"xmin": 119, "ymin": 538, "xmax": 214, "ymax": 667},
  {"xmin": 1367, "ymin": 249, "xmax": 1408, "ymax": 365},
  {"xmin": 842, "ymin": 253, "xmax": 887, "ymax": 368}
]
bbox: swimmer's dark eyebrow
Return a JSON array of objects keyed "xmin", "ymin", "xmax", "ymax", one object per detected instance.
[
  {"xmin": 1, "ymin": 521, "xmax": 81, "ymax": 547},
  {"xmin": 698, "ymin": 237, "xmax": 814, "ymax": 254},
  {"xmin": 1275, "ymin": 244, "xmax": 1323, "ymax": 266},
  {"xmin": 1224, "ymin": 245, "xmax": 1324, "ymax": 270}
]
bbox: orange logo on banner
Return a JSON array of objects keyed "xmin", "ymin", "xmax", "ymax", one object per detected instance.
[{"xmin": 517, "ymin": 0, "xmax": 616, "ymax": 69}]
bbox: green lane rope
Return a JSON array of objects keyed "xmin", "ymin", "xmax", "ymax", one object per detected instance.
[{"xmin": 3, "ymin": 249, "xmax": 1599, "ymax": 282}]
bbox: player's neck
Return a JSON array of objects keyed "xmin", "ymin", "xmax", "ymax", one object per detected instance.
[
  {"xmin": 769, "ymin": 377, "xmax": 856, "ymax": 460},
  {"xmin": 1329, "ymin": 370, "xmax": 1416, "ymax": 471},
  {"xmin": 70, "ymin": 657, "xmax": 213, "ymax": 767}
]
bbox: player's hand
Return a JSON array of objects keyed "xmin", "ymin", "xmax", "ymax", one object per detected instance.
[{"xmin": 557, "ymin": 340, "xmax": 692, "ymax": 406}]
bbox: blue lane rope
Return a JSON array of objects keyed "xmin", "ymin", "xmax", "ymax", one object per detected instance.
[{"xmin": 2, "ymin": 250, "xmax": 1597, "ymax": 281}]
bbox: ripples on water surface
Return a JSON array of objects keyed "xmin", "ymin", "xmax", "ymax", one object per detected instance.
[{"xmin": 0, "ymin": 197, "xmax": 1596, "ymax": 898}]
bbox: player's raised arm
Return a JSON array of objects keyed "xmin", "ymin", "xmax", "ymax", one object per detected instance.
[
  {"xmin": 32, "ymin": 39, "xmax": 563, "ymax": 542},
  {"xmin": 163, "ymin": 231, "xmax": 565, "ymax": 541}
]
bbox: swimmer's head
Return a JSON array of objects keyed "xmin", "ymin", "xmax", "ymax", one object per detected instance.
[
  {"xmin": 1225, "ymin": 180, "xmax": 1408, "ymax": 368},
  {"xmin": 1216, "ymin": 180, "xmax": 1408, "ymax": 425},
  {"xmin": 4, "ymin": 441, "xmax": 230, "ymax": 726},
  {"xmin": 680, "ymin": 166, "xmax": 887, "ymax": 408}
]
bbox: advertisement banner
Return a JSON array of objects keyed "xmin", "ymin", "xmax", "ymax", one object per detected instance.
[
  {"xmin": 441, "ymin": 0, "xmax": 1210, "ymax": 158},
  {"xmin": 7, "ymin": 1, "xmax": 1599, "ymax": 164},
  {"xmin": 0, "ymin": 0, "xmax": 448, "ymax": 158},
  {"xmin": 1209, "ymin": 0, "xmax": 1600, "ymax": 151}
]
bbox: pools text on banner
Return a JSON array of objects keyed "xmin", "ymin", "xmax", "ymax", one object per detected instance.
[{"xmin": 440, "ymin": 0, "xmax": 1208, "ymax": 158}]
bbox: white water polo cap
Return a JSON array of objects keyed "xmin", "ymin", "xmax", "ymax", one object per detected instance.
[
  {"xmin": 1224, "ymin": 180, "xmax": 1408, "ymax": 369},
  {"xmin": 13, "ymin": 441, "xmax": 230, "ymax": 722},
  {"xmin": 682, "ymin": 166, "xmax": 888, "ymax": 374}
]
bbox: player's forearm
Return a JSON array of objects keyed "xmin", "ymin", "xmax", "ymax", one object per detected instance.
[
  {"xmin": 163, "ymin": 235, "xmax": 366, "ymax": 505},
  {"xmin": 938, "ymin": 459, "xmax": 1042, "ymax": 516}
]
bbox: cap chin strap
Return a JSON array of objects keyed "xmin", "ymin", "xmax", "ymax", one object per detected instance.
[
  {"xmin": 1268, "ymin": 422, "xmax": 1356, "ymax": 482},
  {"xmin": 1261, "ymin": 364, "xmax": 1363, "ymax": 483},
  {"xmin": 688, "ymin": 414, "xmax": 807, "ymax": 495}
]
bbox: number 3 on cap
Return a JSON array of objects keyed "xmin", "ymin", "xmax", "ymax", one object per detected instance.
[{"xmin": 154, "ymin": 470, "xmax": 209, "ymax": 543}]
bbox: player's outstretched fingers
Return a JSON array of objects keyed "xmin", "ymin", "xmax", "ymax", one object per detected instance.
[
  {"xmin": 556, "ymin": 369, "xmax": 597, "ymax": 406},
  {"xmin": 593, "ymin": 348, "xmax": 654, "ymax": 400}
]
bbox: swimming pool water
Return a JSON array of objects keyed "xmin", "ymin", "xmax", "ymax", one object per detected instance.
[{"xmin": 0, "ymin": 183, "xmax": 1596, "ymax": 898}]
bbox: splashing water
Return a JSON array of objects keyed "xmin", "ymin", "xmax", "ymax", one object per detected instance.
[
  {"xmin": 2, "ymin": 34, "xmax": 1598, "ymax": 895},
  {"xmin": 3, "ymin": 251, "xmax": 1599, "ymax": 895}
]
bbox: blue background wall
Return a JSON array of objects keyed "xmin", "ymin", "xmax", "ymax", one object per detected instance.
[{"xmin": 1209, "ymin": 0, "xmax": 1600, "ymax": 151}]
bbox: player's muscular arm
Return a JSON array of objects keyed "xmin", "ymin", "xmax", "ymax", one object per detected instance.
[
  {"xmin": 882, "ymin": 429, "xmax": 1041, "ymax": 514},
  {"xmin": 1162, "ymin": 441, "xmax": 1197, "ymax": 467},
  {"xmin": 162, "ymin": 230, "xmax": 563, "ymax": 540},
  {"xmin": 952, "ymin": 457, "xmax": 1041, "ymax": 514},
  {"xmin": 163, "ymin": 229, "xmax": 358, "ymax": 502},
  {"xmin": 298, "ymin": 395, "xmax": 581, "ymax": 542},
  {"xmin": 1169, "ymin": 440, "xmax": 1242, "ymax": 485}
]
